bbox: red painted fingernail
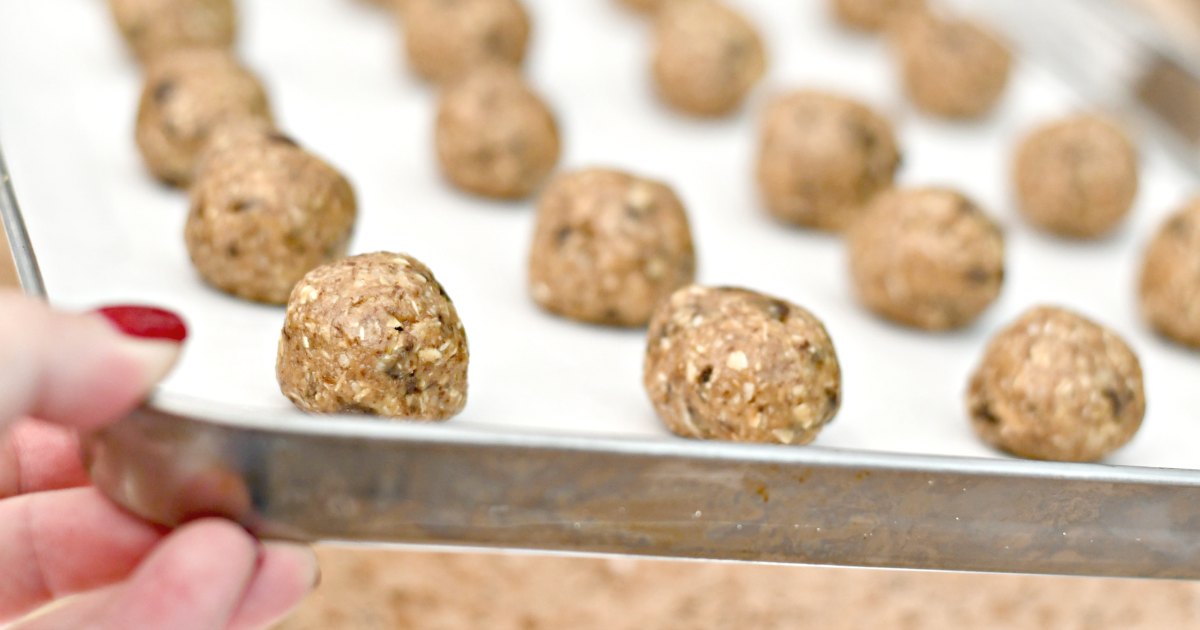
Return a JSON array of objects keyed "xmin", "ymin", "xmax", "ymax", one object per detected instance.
[{"xmin": 94, "ymin": 305, "xmax": 188, "ymax": 342}]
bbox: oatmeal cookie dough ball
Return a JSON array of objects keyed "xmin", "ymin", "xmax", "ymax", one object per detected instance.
[
  {"xmin": 967, "ymin": 306, "xmax": 1145, "ymax": 462},
  {"xmin": 756, "ymin": 91, "xmax": 901, "ymax": 231},
  {"xmin": 402, "ymin": 0, "xmax": 530, "ymax": 83},
  {"xmin": 277, "ymin": 252, "xmax": 469, "ymax": 420},
  {"xmin": 1014, "ymin": 114, "xmax": 1139, "ymax": 238},
  {"xmin": 848, "ymin": 187, "xmax": 1004, "ymax": 330},
  {"xmin": 1140, "ymin": 198, "xmax": 1200, "ymax": 348},
  {"xmin": 435, "ymin": 64, "xmax": 560, "ymax": 199},
  {"xmin": 617, "ymin": 0, "xmax": 667, "ymax": 13},
  {"xmin": 528, "ymin": 169, "xmax": 696, "ymax": 327},
  {"xmin": 185, "ymin": 127, "xmax": 357, "ymax": 304},
  {"xmin": 831, "ymin": 0, "xmax": 924, "ymax": 32},
  {"xmin": 652, "ymin": 0, "xmax": 767, "ymax": 117},
  {"xmin": 890, "ymin": 11, "xmax": 1011, "ymax": 118},
  {"xmin": 644, "ymin": 286, "xmax": 842, "ymax": 445},
  {"xmin": 136, "ymin": 48, "xmax": 273, "ymax": 187},
  {"xmin": 107, "ymin": 0, "xmax": 236, "ymax": 65}
]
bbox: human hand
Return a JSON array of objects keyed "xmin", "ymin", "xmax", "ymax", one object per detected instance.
[{"xmin": 0, "ymin": 292, "xmax": 317, "ymax": 629}]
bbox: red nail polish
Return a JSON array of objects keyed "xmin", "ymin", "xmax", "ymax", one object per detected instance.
[{"xmin": 95, "ymin": 305, "xmax": 188, "ymax": 342}]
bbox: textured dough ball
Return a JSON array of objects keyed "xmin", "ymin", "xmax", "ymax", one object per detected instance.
[
  {"xmin": 617, "ymin": 0, "xmax": 666, "ymax": 12},
  {"xmin": 644, "ymin": 286, "xmax": 842, "ymax": 445},
  {"xmin": 756, "ymin": 91, "xmax": 901, "ymax": 231},
  {"xmin": 185, "ymin": 128, "xmax": 357, "ymax": 304},
  {"xmin": 1014, "ymin": 114, "xmax": 1139, "ymax": 238},
  {"xmin": 651, "ymin": 0, "xmax": 767, "ymax": 117},
  {"xmin": 435, "ymin": 65, "xmax": 561, "ymax": 199},
  {"xmin": 1139, "ymin": 198, "xmax": 1200, "ymax": 348},
  {"xmin": 831, "ymin": 0, "xmax": 924, "ymax": 31},
  {"xmin": 848, "ymin": 188, "xmax": 1004, "ymax": 330},
  {"xmin": 890, "ymin": 12, "xmax": 1011, "ymax": 118},
  {"xmin": 107, "ymin": 0, "xmax": 236, "ymax": 65},
  {"xmin": 402, "ymin": 0, "xmax": 530, "ymax": 83},
  {"xmin": 528, "ymin": 169, "xmax": 696, "ymax": 327},
  {"xmin": 277, "ymin": 252, "xmax": 469, "ymax": 420},
  {"xmin": 967, "ymin": 306, "xmax": 1145, "ymax": 462},
  {"xmin": 135, "ymin": 48, "xmax": 273, "ymax": 187}
]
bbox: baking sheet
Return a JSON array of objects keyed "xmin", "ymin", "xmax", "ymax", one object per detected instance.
[{"xmin": 1, "ymin": 0, "xmax": 1197, "ymax": 468}]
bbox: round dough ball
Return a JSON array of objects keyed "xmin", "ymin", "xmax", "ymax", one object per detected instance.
[
  {"xmin": 617, "ymin": 0, "xmax": 666, "ymax": 13},
  {"xmin": 435, "ymin": 65, "xmax": 561, "ymax": 199},
  {"xmin": 651, "ymin": 0, "xmax": 767, "ymax": 117},
  {"xmin": 185, "ymin": 127, "xmax": 357, "ymax": 304},
  {"xmin": 277, "ymin": 252, "xmax": 469, "ymax": 420},
  {"xmin": 136, "ymin": 48, "xmax": 273, "ymax": 187},
  {"xmin": 1014, "ymin": 114, "xmax": 1139, "ymax": 238},
  {"xmin": 890, "ymin": 11, "xmax": 1011, "ymax": 118},
  {"xmin": 1139, "ymin": 198, "xmax": 1200, "ymax": 348},
  {"xmin": 644, "ymin": 286, "xmax": 842, "ymax": 445},
  {"xmin": 967, "ymin": 306, "xmax": 1145, "ymax": 462},
  {"xmin": 402, "ymin": 0, "xmax": 530, "ymax": 83},
  {"xmin": 848, "ymin": 187, "xmax": 1004, "ymax": 330},
  {"xmin": 831, "ymin": 0, "xmax": 924, "ymax": 31},
  {"xmin": 528, "ymin": 169, "xmax": 696, "ymax": 327},
  {"xmin": 107, "ymin": 0, "xmax": 236, "ymax": 65},
  {"xmin": 756, "ymin": 91, "xmax": 901, "ymax": 231}
]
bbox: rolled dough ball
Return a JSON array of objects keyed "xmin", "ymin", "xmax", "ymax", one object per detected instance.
[
  {"xmin": 644, "ymin": 285, "xmax": 842, "ymax": 445},
  {"xmin": 652, "ymin": 0, "xmax": 767, "ymax": 117},
  {"xmin": 847, "ymin": 187, "xmax": 1004, "ymax": 330},
  {"xmin": 435, "ymin": 65, "xmax": 561, "ymax": 199},
  {"xmin": 136, "ymin": 48, "xmax": 273, "ymax": 187},
  {"xmin": 185, "ymin": 127, "xmax": 357, "ymax": 304},
  {"xmin": 890, "ymin": 11, "xmax": 1011, "ymax": 118},
  {"xmin": 277, "ymin": 252, "xmax": 469, "ymax": 420},
  {"xmin": 617, "ymin": 0, "xmax": 667, "ymax": 13},
  {"xmin": 967, "ymin": 306, "xmax": 1145, "ymax": 462},
  {"xmin": 756, "ymin": 91, "xmax": 901, "ymax": 231},
  {"xmin": 1139, "ymin": 198, "xmax": 1200, "ymax": 348},
  {"xmin": 402, "ymin": 0, "xmax": 530, "ymax": 83},
  {"xmin": 831, "ymin": 0, "xmax": 924, "ymax": 31},
  {"xmin": 107, "ymin": 0, "xmax": 236, "ymax": 65},
  {"xmin": 1014, "ymin": 114, "xmax": 1139, "ymax": 238},
  {"xmin": 528, "ymin": 169, "xmax": 696, "ymax": 327}
]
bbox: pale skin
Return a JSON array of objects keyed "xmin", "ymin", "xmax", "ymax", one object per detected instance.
[{"xmin": 0, "ymin": 291, "xmax": 316, "ymax": 629}]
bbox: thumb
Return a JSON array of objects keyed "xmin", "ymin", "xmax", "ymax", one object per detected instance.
[{"xmin": 0, "ymin": 291, "xmax": 186, "ymax": 431}]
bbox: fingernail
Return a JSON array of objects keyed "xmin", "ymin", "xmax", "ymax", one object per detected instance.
[
  {"xmin": 93, "ymin": 305, "xmax": 187, "ymax": 385},
  {"xmin": 94, "ymin": 305, "xmax": 188, "ymax": 342},
  {"xmin": 263, "ymin": 542, "xmax": 321, "ymax": 589}
]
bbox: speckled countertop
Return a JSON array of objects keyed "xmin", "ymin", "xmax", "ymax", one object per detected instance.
[{"xmin": 280, "ymin": 546, "xmax": 1200, "ymax": 629}]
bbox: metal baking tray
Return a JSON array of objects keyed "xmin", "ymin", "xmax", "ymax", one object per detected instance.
[{"xmin": 4, "ymin": 0, "xmax": 1200, "ymax": 578}]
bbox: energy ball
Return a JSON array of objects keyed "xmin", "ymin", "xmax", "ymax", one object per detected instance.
[
  {"xmin": 277, "ymin": 252, "xmax": 469, "ymax": 420},
  {"xmin": 435, "ymin": 64, "xmax": 561, "ymax": 199},
  {"xmin": 107, "ymin": 0, "xmax": 236, "ymax": 65},
  {"xmin": 652, "ymin": 0, "xmax": 767, "ymax": 117},
  {"xmin": 1014, "ymin": 114, "xmax": 1139, "ymax": 238},
  {"xmin": 402, "ymin": 0, "xmax": 530, "ymax": 83},
  {"xmin": 644, "ymin": 285, "xmax": 842, "ymax": 445},
  {"xmin": 617, "ymin": 0, "xmax": 666, "ymax": 12},
  {"xmin": 528, "ymin": 169, "xmax": 696, "ymax": 327},
  {"xmin": 136, "ymin": 48, "xmax": 273, "ymax": 187},
  {"xmin": 967, "ymin": 306, "xmax": 1145, "ymax": 462},
  {"xmin": 756, "ymin": 91, "xmax": 901, "ymax": 231},
  {"xmin": 185, "ymin": 127, "xmax": 357, "ymax": 304},
  {"xmin": 890, "ymin": 11, "xmax": 1011, "ymax": 118},
  {"xmin": 831, "ymin": 0, "xmax": 924, "ymax": 31},
  {"xmin": 847, "ymin": 187, "xmax": 1004, "ymax": 330},
  {"xmin": 1139, "ymin": 198, "xmax": 1200, "ymax": 348}
]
